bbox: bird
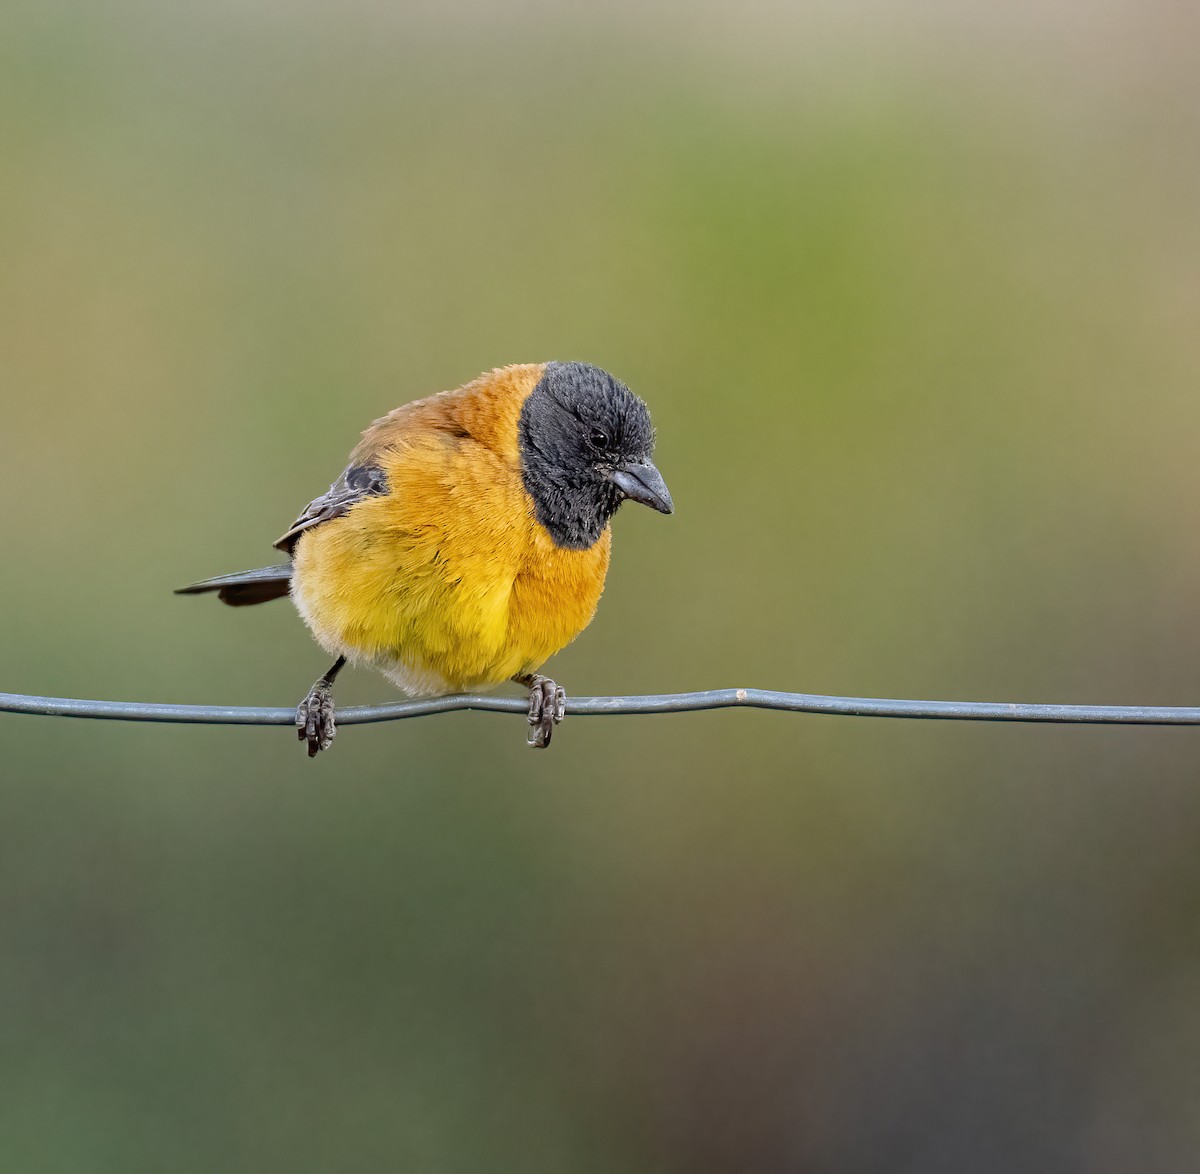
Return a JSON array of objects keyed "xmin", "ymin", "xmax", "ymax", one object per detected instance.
[{"xmin": 177, "ymin": 361, "xmax": 673, "ymax": 755}]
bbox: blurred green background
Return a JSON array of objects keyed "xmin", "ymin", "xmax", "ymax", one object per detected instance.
[{"xmin": 3, "ymin": 2, "xmax": 1200, "ymax": 1170}]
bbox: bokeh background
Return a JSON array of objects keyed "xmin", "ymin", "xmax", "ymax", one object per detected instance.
[{"xmin": 3, "ymin": 2, "xmax": 1200, "ymax": 1170}]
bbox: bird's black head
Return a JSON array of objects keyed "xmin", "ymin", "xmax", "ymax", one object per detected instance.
[{"xmin": 518, "ymin": 361, "xmax": 673, "ymax": 550}]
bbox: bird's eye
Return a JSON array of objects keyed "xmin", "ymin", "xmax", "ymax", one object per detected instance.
[{"xmin": 590, "ymin": 428, "xmax": 610, "ymax": 450}]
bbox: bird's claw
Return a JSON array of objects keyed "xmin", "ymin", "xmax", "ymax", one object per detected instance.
[
  {"xmin": 296, "ymin": 682, "xmax": 337, "ymax": 757},
  {"xmin": 526, "ymin": 675, "xmax": 566, "ymax": 749}
]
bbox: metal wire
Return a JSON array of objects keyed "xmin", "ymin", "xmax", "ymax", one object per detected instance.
[{"xmin": 3, "ymin": 688, "xmax": 1200, "ymax": 727}]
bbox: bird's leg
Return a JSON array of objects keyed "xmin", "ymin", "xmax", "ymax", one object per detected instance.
[
  {"xmin": 297, "ymin": 656, "xmax": 346, "ymax": 757},
  {"xmin": 513, "ymin": 672, "xmax": 567, "ymax": 749}
]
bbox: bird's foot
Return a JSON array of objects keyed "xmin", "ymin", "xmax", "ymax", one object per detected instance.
[
  {"xmin": 521, "ymin": 674, "xmax": 566, "ymax": 749},
  {"xmin": 296, "ymin": 680, "xmax": 337, "ymax": 757}
]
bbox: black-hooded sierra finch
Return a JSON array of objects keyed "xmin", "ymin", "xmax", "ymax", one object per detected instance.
[{"xmin": 178, "ymin": 362, "xmax": 672, "ymax": 754}]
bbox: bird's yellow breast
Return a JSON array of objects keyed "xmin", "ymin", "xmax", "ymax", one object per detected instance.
[{"xmin": 290, "ymin": 419, "xmax": 612, "ymax": 695}]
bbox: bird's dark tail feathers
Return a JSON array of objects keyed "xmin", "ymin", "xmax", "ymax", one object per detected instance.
[{"xmin": 175, "ymin": 563, "xmax": 293, "ymax": 607}]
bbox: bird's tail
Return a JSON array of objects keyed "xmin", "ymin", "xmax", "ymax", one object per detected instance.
[{"xmin": 175, "ymin": 563, "xmax": 293, "ymax": 607}]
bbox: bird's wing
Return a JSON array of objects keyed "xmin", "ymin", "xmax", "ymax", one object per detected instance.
[{"xmin": 273, "ymin": 462, "xmax": 390, "ymax": 553}]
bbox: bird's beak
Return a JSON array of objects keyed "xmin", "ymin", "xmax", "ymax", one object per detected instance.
[{"xmin": 610, "ymin": 461, "xmax": 674, "ymax": 514}]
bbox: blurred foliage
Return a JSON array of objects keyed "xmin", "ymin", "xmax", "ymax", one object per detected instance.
[{"xmin": 2, "ymin": 3, "xmax": 1200, "ymax": 1171}]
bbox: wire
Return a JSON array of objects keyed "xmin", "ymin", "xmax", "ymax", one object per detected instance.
[{"xmin": 3, "ymin": 688, "xmax": 1200, "ymax": 726}]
